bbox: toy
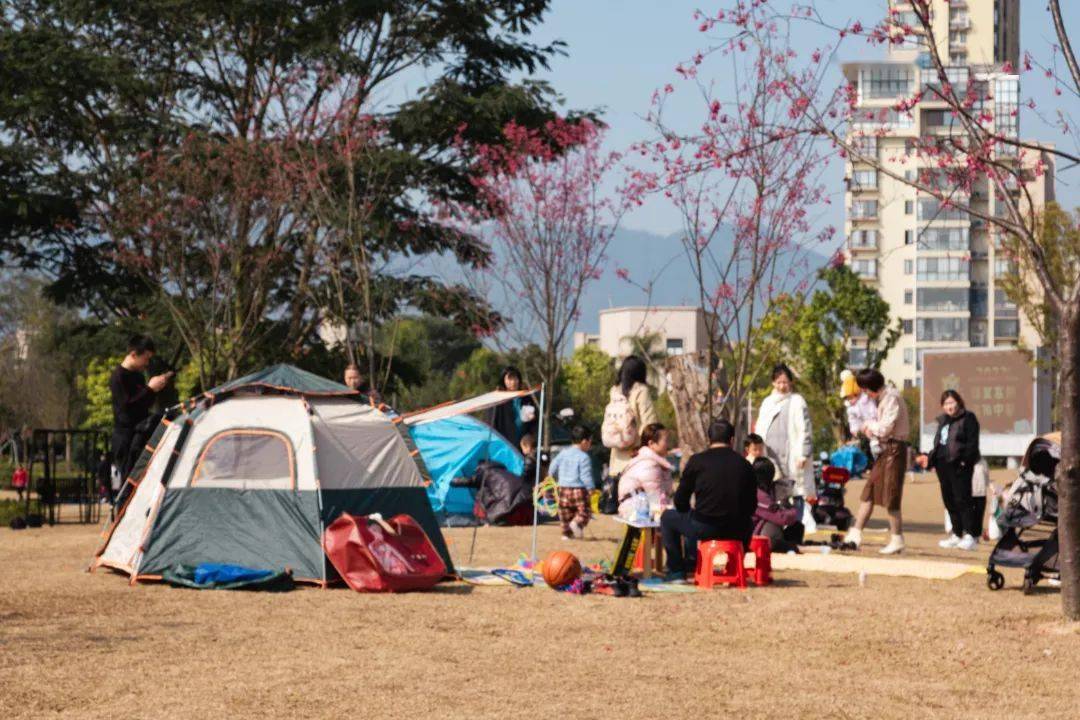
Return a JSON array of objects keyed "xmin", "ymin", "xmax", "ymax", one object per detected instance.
[
  {"xmin": 533, "ymin": 477, "xmax": 559, "ymax": 517},
  {"xmin": 542, "ymin": 550, "xmax": 582, "ymax": 588}
]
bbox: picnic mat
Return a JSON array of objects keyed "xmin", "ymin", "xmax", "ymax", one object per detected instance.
[
  {"xmin": 457, "ymin": 568, "xmax": 513, "ymax": 586},
  {"xmin": 771, "ymin": 552, "xmax": 983, "ymax": 580}
]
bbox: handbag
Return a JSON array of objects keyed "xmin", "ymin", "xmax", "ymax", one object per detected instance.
[{"xmin": 971, "ymin": 459, "xmax": 989, "ymax": 498}]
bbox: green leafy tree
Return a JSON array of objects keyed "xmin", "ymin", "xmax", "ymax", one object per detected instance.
[
  {"xmin": 0, "ymin": 0, "xmax": 571, "ymax": 382},
  {"xmin": 998, "ymin": 202, "xmax": 1080, "ymax": 410},
  {"xmin": 563, "ymin": 345, "xmax": 615, "ymax": 427},
  {"xmin": 78, "ymin": 356, "xmax": 121, "ymax": 431},
  {"xmin": 448, "ymin": 347, "xmax": 508, "ymax": 400},
  {"xmin": 758, "ymin": 263, "xmax": 900, "ymax": 445}
]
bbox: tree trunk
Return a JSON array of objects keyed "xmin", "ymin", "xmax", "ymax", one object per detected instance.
[
  {"xmin": 1058, "ymin": 306, "xmax": 1080, "ymax": 620},
  {"xmin": 665, "ymin": 353, "xmax": 710, "ymax": 462}
]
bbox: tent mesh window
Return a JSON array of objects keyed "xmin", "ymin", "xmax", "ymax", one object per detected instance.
[{"xmin": 191, "ymin": 430, "xmax": 295, "ymax": 490}]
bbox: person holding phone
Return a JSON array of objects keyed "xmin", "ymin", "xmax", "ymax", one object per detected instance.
[{"xmin": 109, "ymin": 335, "xmax": 172, "ymax": 481}]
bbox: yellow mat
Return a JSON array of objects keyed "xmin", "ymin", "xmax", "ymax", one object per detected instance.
[{"xmin": 771, "ymin": 552, "xmax": 983, "ymax": 581}]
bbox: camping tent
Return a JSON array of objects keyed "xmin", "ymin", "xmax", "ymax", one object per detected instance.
[
  {"xmin": 90, "ymin": 364, "xmax": 452, "ymax": 584},
  {"xmin": 408, "ymin": 414, "xmax": 524, "ymax": 517}
]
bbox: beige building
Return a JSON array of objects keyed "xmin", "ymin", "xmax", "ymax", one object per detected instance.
[
  {"xmin": 843, "ymin": 0, "xmax": 1052, "ymax": 388},
  {"xmin": 573, "ymin": 306, "xmax": 708, "ymax": 361}
]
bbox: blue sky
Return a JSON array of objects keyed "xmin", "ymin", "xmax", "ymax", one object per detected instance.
[{"xmin": 525, "ymin": 0, "xmax": 1080, "ymax": 236}]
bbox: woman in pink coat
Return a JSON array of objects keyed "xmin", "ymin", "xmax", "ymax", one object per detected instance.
[{"xmin": 617, "ymin": 423, "xmax": 675, "ymax": 519}]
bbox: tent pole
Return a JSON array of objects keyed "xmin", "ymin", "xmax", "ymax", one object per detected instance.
[{"xmin": 530, "ymin": 382, "xmax": 546, "ymax": 570}]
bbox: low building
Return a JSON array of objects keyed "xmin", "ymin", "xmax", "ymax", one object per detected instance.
[{"xmin": 573, "ymin": 306, "xmax": 708, "ymax": 361}]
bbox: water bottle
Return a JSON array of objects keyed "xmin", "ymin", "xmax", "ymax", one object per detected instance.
[{"xmin": 633, "ymin": 492, "xmax": 650, "ymax": 524}]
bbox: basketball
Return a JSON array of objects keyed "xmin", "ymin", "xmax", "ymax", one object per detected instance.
[{"xmin": 542, "ymin": 550, "xmax": 581, "ymax": 588}]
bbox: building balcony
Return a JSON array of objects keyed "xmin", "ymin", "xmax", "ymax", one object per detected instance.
[{"xmin": 949, "ymin": 17, "xmax": 971, "ymax": 30}]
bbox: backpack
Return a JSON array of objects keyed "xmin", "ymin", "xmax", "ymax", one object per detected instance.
[{"xmin": 601, "ymin": 388, "xmax": 638, "ymax": 450}]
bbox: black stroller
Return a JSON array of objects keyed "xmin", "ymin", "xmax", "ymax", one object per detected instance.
[{"xmin": 986, "ymin": 434, "xmax": 1060, "ymax": 594}]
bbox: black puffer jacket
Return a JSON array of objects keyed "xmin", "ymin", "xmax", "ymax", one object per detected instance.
[
  {"xmin": 928, "ymin": 410, "xmax": 981, "ymax": 470},
  {"xmin": 450, "ymin": 460, "xmax": 532, "ymax": 525}
]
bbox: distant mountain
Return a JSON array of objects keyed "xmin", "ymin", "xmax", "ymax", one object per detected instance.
[
  {"xmin": 410, "ymin": 225, "xmax": 835, "ymax": 340},
  {"xmin": 573, "ymin": 226, "xmax": 835, "ymax": 334}
]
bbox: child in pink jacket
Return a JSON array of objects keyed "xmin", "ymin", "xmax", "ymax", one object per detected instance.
[{"xmin": 617, "ymin": 424, "xmax": 675, "ymax": 519}]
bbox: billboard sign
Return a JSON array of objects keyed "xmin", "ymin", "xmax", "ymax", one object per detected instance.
[{"xmin": 920, "ymin": 347, "xmax": 1050, "ymax": 457}]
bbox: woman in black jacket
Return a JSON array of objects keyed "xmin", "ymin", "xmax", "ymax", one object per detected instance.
[
  {"xmin": 487, "ymin": 366, "xmax": 537, "ymax": 446},
  {"xmin": 916, "ymin": 390, "xmax": 982, "ymax": 550}
]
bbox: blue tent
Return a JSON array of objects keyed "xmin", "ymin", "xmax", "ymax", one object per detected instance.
[{"xmin": 409, "ymin": 415, "xmax": 524, "ymax": 516}]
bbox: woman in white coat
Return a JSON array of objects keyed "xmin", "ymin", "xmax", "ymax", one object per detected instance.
[{"xmin": 754, "ymin": 364, "xmax": 815, "ymax": 519}]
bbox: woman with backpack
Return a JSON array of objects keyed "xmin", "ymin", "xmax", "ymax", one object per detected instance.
[{"xmin": 600, "ymin": 355, "xmax": 658, "ymax": 513}]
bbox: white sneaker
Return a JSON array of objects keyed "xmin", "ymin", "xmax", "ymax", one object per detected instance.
[
  {"xmin": 569, "ymin": 520, "xmax": 584, "ymax": 539},
  {"xmin": 957, "ymin": 534, "xmax": 978, "ymax": 551},
  {"xmin": 844, "ymin": 527, "xmax": 862, "ymax": 549},
  {"xmin": 938, "ymin": 535, "xmax": 961, "ymax": 549},
  {"xmin": 879, "ymin": 534, "xmax": 905, "ymax": 555}
]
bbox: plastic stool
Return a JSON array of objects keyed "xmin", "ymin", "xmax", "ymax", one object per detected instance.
[
  {"xmin": 749, "ymin": 536, "xmax": 772, "ymax": 586},
  {"xmin": 694, "ymin": 539, "xmax": 747, "ymax": 589}
]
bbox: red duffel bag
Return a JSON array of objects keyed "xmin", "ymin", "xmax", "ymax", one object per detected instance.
[{"xmin": 323, "ymin": 513, "xmax": 446, "ymax": 592}]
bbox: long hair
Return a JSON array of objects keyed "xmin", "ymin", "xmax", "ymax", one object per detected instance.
[
  {"xmin": 618, "ymin": 355, "xmax": 648, "ymax": 398},
  {"xmin": 940, "ymin": 389, "xmax": 966, "ymax": 411},
  {"xmin": 498, "ymin": 365, "xmax": 523, "ymax": 391}
]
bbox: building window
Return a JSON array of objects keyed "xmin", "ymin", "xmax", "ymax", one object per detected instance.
[
  {"xmin": 917, "ymin": 287, "xmax": 969, "ymax": 312},
  {"xmin": 851, "ymin": 169, "xmax": 878, "ymax": 190},
  {"xmin": 970, "ymin": 288, "xmax": 989, "ymax": 317},
  {"xmin": 919, "ymin": 227, "xmax": 969, "ymax": 251},
  {"xmin": 860, "ymin": 65, "xmax": 914, "ymax": 99},
  {"xmin": 902, "ymin": 319, "xmax": 913, "ymax": 334},
  {"xmin": 994, "ymin": 258, "xmax": 1016, "ymax": 278},
  {"xmin": 849, "ymin": 347, "xmax": 868, "ymax": 367},
  {"xmin": 849, "ymin": 229, "xmax": 878, "ymax": 250},
  {"xmin": 852, "ymin": 259, "xmax": 878, "ymax": 279},
  {"xmin": 665, "ymin": 338, "xmax": 684, "ymax": 356},
  {"xmin": 917, "ymin": 257, "xmax": 970, "ymax": 281},
  {"xmin": 994, "ymin": 289, "xmax": 1018, "ymax": 318},
  {"xmin": 905, "ymin": 200, "xmax": 914, "ymax": 215},
  {"xmin": 853, "ymin": 108, "xmax": 915, "ymax": 129},
  {"xmin": 904, "ymin": 259, "xmax": 914, "ymax": 275},
  {"xmin": 903, "ymin": 348, "xmax": 914, "ymax": 365},
  {"xmin": 994, "ymin": 319, "xmax": 1020, "ymax": 338},
  {"xmin": 850, "ymin": 199, "xmax": 878, "ymax": 219},
  {"xmin": 904, "ymin": 229, "xmax": 913, "ymax": 245},
  {"xmin": 851, "ymin": 135, "xmax": 878, "ymax": 158},
  {"xmin": 917, "ymin": 198, "xmax": 968, "ymax": 222},
  {"xmin": 904, "ymin": 289, "xmax": 913, "ymax": 304},
  {"xmin": 970, "ymin": 319, "xmax": 988, "ymax": 346},
  {"xmin": 917, "ymin": 317, "xmax": 969, "ymax": 342}
]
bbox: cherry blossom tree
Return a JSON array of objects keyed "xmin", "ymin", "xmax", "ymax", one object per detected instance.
[
  {"xmin": 108, "ymin": 133, "xmax": 306, "ymax": 388},
  {"xmin": 625, "ymin": 22, "xmax": 836, "ymax": 453},
  {"xmin": 694, "ymin": 0, "xmax": 1080, "ymax": 618},
  {"xmin": 445, "ymin": 118, "xmax": 626, "ymax": 443}
]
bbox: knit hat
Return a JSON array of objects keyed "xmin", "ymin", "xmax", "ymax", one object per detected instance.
[{"xmin": 840, "ymin": 369, "xmax": 859, "ymax": 399}]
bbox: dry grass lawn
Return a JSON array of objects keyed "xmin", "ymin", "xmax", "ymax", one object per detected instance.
[{"xmin": 2, "ymin": 471, "xmax": 1079, "ymax": 719}]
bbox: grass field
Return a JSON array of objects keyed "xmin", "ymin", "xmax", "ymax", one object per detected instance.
[{"xmin": 2, "ymin": 472, "xmax": 1079, "ymax": 719}]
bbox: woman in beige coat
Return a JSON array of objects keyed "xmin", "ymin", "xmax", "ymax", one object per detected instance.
[{"xmin": 600, "ymin": 355, "xmax": 658, "ymax": 513}]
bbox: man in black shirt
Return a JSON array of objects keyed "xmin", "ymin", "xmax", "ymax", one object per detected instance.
[
  {"xmin": 661, "ymin": 418, "xmax": 757, "ymax": 582},
  {"xmin": 109, "ymin": 335, "xmax": 172, "ymax": 481}
]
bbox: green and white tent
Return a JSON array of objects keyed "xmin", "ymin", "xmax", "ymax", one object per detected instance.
[{"xmin": 91, "ymin": 364, "xmax": 451, "ymax": 585}]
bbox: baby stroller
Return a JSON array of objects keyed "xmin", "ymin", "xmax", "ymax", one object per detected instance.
[
  {"xmin": 810, "ymin": 462, "xmax": 853, "ymax": 531},
  {"xmin": 986, "ymin": 433, "xmax": 1060, "ymax": 594}
]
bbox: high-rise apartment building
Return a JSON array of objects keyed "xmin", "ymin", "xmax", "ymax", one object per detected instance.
[{"xmin": 842, "ymin": 0, "xmax": 1054, "ymax": 387}]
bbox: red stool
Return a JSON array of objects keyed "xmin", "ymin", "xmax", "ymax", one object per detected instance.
[
  {"xmin": 694, "ymin": 540, "xmax": 747, "ymax": 589},
  {"xmin": 749, "ymin": 536, "xmax": 772, "ymax": 586}
]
